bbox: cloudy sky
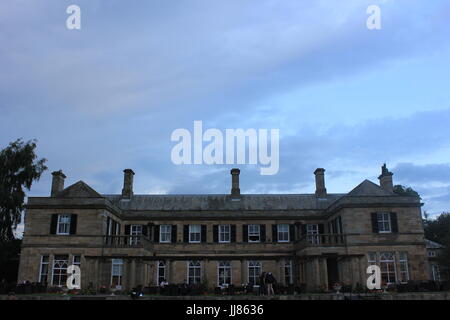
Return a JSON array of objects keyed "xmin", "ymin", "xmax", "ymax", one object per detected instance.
[{"xmin": 1, "ymin": 0, "xmax": 449, "ymax": 236}]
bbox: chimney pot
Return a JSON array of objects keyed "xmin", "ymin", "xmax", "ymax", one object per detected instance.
[
  {"xmin": 378, "ymin": 163, "xmax": 394, "ymax": 192},
  {"xmin": 122, "ymin": 169, "xmax": 135, "ymax": 199},
  {"xmin": 230, "ymin": 168, "xmax": 241, "ymax": 198},
  {"xmin": 51, "ymin": 170, "xmax": 66, "ymax": 197},
  {"xmin": 314, "ymin": 168, "xmax": 327, "ymax": 198}
]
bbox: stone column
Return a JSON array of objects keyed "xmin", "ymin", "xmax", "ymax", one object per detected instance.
[{"xmin": 130, "ymin": 259, "xmax": 136, "ymax": 289}]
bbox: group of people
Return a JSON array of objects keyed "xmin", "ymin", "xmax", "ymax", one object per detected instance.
[{"xmin": 258, "ymin": 272, "xmax": 277, "ymax": 296}]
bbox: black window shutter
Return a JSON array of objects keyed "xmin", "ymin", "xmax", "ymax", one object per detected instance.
[
  {"xmin": 301, "ymin": 224, "xmax": 307, "ymax": 236},
  {"xmin": 50, "ymin": 214, "xmax": 58, "ymax": 234},
  {"xmin": 272, "ymin": 225, "xmax": 278, "ymax": 243},
  {"xmin": 70, "ymin": 214, "xmax": 77, "ymax": 235},
  {"xmin": 171, "ymin": 225, "xmax": 177, "ymax": 243},
  {"xmin": 371, "ymin": 213, "xmax": 379, "ymax": 233},
  {"xmin": 154, "ymin": 225, "xmax": 160, "ymax": 243},
  {"xmin": 338, "ymin": 216, "xmax": 343, "ymax": 234},
  {"xmin": 318, "ymin": 224, "xmax": 324, "ymax": 234},
  {"xmin": 243, "ymin": 225, "xmax": 248, "ymax": 242},
  {"xmin": 260, "ymin": 225, "xmax": 266, "ymax": 242},
  {"xmin": 213, "ymin": 225, "xmax": 219, "ymax": 243},
  {"xmin": 142, "ymin": 224, "xmax": 148, "ymax": 237},
  {"xmin": 390, "ymin": 213, "xmax": 399, "ymax": 233},
  {"xmin": 125, "ymin": 225, "xmax": 131, "ymax": 235},
  {"xmin": 183, "ymin": 225, "xmax": 189, "ymax": 243},
  {"xmin": 231, "ymin": 225, "xmax": 236, "ymax": 243},
  {"xmin": 201, "ymin": 225, "xmax": 207, "ymax": 243},
  {"xmin": 289, "ymin": 225, "xmax": 295, "ymax": 242}
]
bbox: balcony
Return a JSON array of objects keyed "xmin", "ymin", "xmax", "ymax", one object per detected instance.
[
  {"xmin": 296, "ymin": 233, "xmax": 347, "ymax": 249},
  {"xmin": 103, "ymin": 235, "xmax": 152, "ymax": 250}
]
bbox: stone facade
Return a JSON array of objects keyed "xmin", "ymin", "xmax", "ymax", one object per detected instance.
[{"xmin": 18, "ymin": 165, "xmax": 430, "ymax": 292}]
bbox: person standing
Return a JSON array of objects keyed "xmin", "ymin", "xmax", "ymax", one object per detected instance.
[
  {"xmin": 259, "ymin": 272, "xmax": 267, "ymax": 296},
  {"xmin": 265, "ymin": 272, "xmax": 276, "ymax": 296}
]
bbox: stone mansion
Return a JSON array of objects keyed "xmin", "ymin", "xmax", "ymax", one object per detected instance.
[{"xmin": 17, "ymin": 165, "xmax": 429, "ymax": 291}]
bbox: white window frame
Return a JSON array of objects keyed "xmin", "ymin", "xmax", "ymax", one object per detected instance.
[
  {"xmin": 398, "ymin": 252, "xmax": 409, "ymax": 284},
  {"xmin": 52, "ymin": 255, "xmax": 69, "ymax": 286},
  {"xmin": 217, "ymin": 261, "xmax": 232, "ymax": 286},
  {"xmin": 283, "ymin": 260, "xmax": 293, "ymax": 285},
  {"xmin": 307, "ymin": 224, "xmax": 319, "ymax": 244},
  {"xmin": 111, "ymin": 259, "xmax": 123, "ymax": 289},
  {"xmin": 379, "ymin": 252, "xmax": 397, "ymax": 284},
  {"xmin": 431, "ymin": 264, "xmax": 441, "ymax": 281},
  {"xmin": 219, "ymin": 225, "xmax": 231, "ymax": 243},
  {"xmin": 130, "ymin": 225, "xmax": 142, "ymax": 245},
  {"xmin": 248, "ymin": 225, "xmax": 261, "ymax": 243},
  {"xmin": 248, "ymin": 261, "xmax": 262, "ymax": 286},
  {"xmin": 377, "ymin": 212, "xmax": 392, "ymax": 233},
  {"xmin": 277, "ymin": 224, "xmax": 290, "ymax": 242},
  {"xmin": 38, "ymin": 255, "xmax": 49, "ymax": 284},
  {"xmin": 187, "ymin": 261, "xmax": 202, "ymax": 285},
  {"xmin": 160, "ymin": 225, "xmax": 172, "ymax": 243},
  {"xmin": 189, "ymin": 225, "xmax": 201, "ymax": 243},
  {"xmin": 72, "ymin": 255, "xmax": 81, "ymax": 267},
  {"xmin": 157, "ymin": 261, "xmax": 167, "ymax": 285},
  {"xmin": 57, "ymin": 214, "xmax": 71, "ymax": 235}
]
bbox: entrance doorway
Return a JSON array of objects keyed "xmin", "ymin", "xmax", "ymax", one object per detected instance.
[{"xmin": 326, "ymin": 258, "xmax": 339, "ymax": 288}]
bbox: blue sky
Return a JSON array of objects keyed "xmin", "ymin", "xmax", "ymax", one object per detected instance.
[{"xmin": 1, "ymin": 0, "xmax": 449, "ymax": 236}]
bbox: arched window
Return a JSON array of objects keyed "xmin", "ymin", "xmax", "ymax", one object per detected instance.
[
  {"xmin": 248, "ymin": 261, "xmax": 261, "ymax": 286},
  {"xmin": 188, "ymin": 261, "xmax": 201, "ymax": 284},
  {"xmin": 218, "ymin": 261, "xmax": 231, "ymax": 286},
  {"xmin": 157, "ymin": 261, "xmax": 167, "ymax": 285}
]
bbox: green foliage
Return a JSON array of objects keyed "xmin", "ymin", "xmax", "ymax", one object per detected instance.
[
  {"xmin": 438, "ymin": 234, "xmax": 450, "ymax": 279},
  {"xmin": 0, "ymin": 139, "xmax": 47, "ymax": 242},
  {"xmin": 424, "ymin": 212, "xmax": 450, "ymax": 245},
  {"xmin": 393, "ymin": 185, "xmax": 421, "ymax": 198}
]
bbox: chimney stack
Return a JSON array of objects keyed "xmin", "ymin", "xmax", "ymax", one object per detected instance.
[
  {"xmin": 378, "ymin": 163, "xmax": 393, "ymax": 192},
  {"xmin": 231, "ymin": 168, "xmax": 241, "ymax": 198},
  {"xmin": 122, "ymin": 169, "xmax": 135, "ymax": 199},
  {"xmin": 314, "ymin": 168, "xmax": 327, "ymax": 198},
  {"xmin": 51, "ymin": 170, "xmax": 66, "ymax": 197}
]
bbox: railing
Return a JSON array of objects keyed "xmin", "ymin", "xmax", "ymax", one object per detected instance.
[
  {"xmin": 103, "ymin": 235, "xmax": 152, "ymax": 248},
  {"xmin": 297, "ymin": 233, "xmax": 346, "ymax": 248}
]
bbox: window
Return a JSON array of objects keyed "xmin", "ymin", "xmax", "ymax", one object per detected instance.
[
  {"xmin": 379, "ymin": 252, "xmax": 396, "ymax": 284},
  {"xmin": 130, "ymin": 225, "xmax": 142, "ymax": 245},
  {"xmin": 73, "ymin": 255, "xmax": 81, "ymax": 267},
  {"xmin": 431, "ymin": 264, "xmax": 441, "ymax": 281},
  {"xmin": 307, "ymin": 224, "xmax": 319, "ymax": 244},
  {"xmin": 52, "ymin": 255, "xmax": 69, "ymax": 286},
  {"xmin": 57, "ymin": 214, "xmax": 71, "ymax": 235},
  {"xmin": 219, "ymin": 225, "xmax": 231, "ymax": 243},
  {"xmin": 218, "ymin": 261, "xmax": 232, "ymax": 286},
  {"xmin": 428, "ymin": 250, "xmax": 436, "ymax": 257},
  {"xmin": 248, "ymin": 261, "xmax": 261, "ymax": 286},
  {"xmin": 277, "ymin": 224, "xmax": 290, "ymax": 242},
  {"xmin": 398, "ymin": 252, "xmax": 409, "ymax": 283},
  {"xmin": 160, "ymin": 225, "xmax": 172, "ymax": 243},
  {"xmin": 367, "ymin": 252, "xmax": 377, "ymax": 265},
  {"xmin": 188, "ymin": 261, "xmax": 202, "ymax": 284},
  {"xmin": 111, "ymin": 259, "xmax": 123, "ymax": 289},
  {"xmin": 377, "ymin": 213, "xmax": 391, "ymax": 233},
  {"xmin": 248, "ymin": 225, "xmax": 261, "ymax": 242},
  {"xmin": 189, "ymin": 225, "xmax": 201, "ymax": 243},
  {"xmin": 39, "ymin": 255, "xmax": 49, "ymax": 284},
  {"xmin": 157, "ymin": 261, "xmax": 167, "ymax": 285},
  {"xmin": 283, "ymin": 260, "xmax": 293, "ymax": 285}
]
